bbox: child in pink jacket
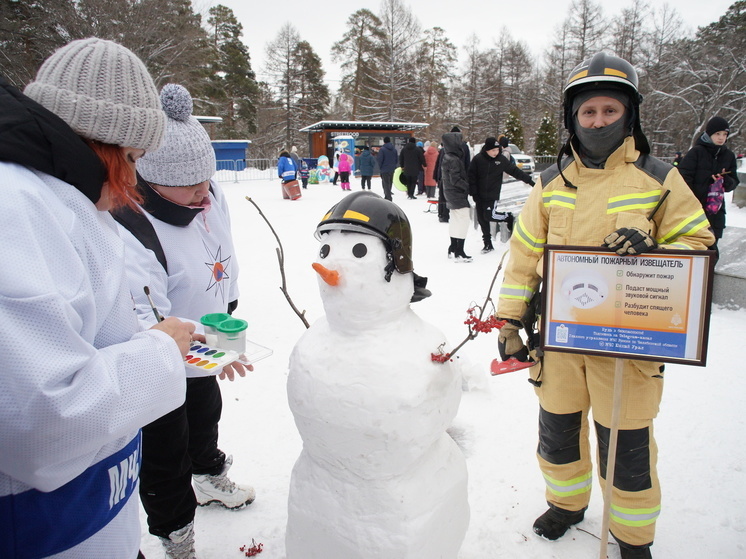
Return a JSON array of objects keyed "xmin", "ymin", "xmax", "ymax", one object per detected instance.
[{"xmin": 338, "ymin": 152, "xmax": 352, "ymax": 191}]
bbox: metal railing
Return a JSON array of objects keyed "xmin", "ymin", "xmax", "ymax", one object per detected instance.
[{"xmin": 215, "ymin": 159, "xmax": 275, "ymax": 182}]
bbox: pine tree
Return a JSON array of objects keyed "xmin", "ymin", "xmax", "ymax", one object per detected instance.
[
  {"xmin": 504, "ymin": 110, "xmax": 524, "ymax": 150},
  {"xmin": 207, "ymin": 5, "xmax": 259, "ymax": 139},
  {"xmin": 535, "ymin": 112, "xmax": 559, "ymax": 155},
  {"xmin": 416, "ymin": 26, "xmax": 457, "ymax": 131},
  {"xmin": 331, "ymin": 9, "xmax": 385, "ymax": 119},
  {"xmin": 293, "ymin": 40, "xmax": 330, "ymax": 127}
]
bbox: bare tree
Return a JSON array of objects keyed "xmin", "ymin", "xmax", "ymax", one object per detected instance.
[
  {"xmin": 264, "ymin": 23, "xmax": 302, "ymax": 148},
  {"xmin": 566, "ymin": 0, "xmax": 607, "ymax": 62},
  {"xmin": 612, "ymin": 0, "xmax": 649, "ymax": 64},
  {"xmin": 374, "ymin": 0, "xmax": 422, "ymax": 121},
  {"xmin": 452, "ymin": 35, "xmax": 497, "ymax": 141}
]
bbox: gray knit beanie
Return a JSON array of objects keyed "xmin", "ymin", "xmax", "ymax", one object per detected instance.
[
  {"xmin": 137, "ymin": 84, "xmax": 216, "ymax": 187},
  {"xmin": 24, "ymin": 38, "xmax": 165, "ymax": 152}
]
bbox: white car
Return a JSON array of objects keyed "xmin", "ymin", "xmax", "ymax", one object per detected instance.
[{"xmin": 507, "ymin": 144, "xmax": 534, "ymax": 174}]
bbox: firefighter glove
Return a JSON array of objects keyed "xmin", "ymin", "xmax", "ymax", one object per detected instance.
[
  {"xmin": 498, "ymin": 319, "xmax": 530, "ymax": 362},
  {"xmin": 603, "ymin": 227, "xmax": 658, "ymax": 255}
]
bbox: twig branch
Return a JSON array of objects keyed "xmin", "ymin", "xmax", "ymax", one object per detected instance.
[
  {"xmin": 245, "ymin": 196, "xmax": 310, "ymax": 329},
  {"xmin": 436, "ymin": 249, "xmax": 510, "ymax": 361}
]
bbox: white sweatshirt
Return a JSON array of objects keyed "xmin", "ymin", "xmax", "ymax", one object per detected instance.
[{"xmin": 0, "ymin": 163, "xmax": 186, "ymax": 559}]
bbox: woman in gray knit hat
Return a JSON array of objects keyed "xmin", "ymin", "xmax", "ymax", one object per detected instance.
[
  {"xmin": 115, "ymin": 83, "xmax": 255, "ymax": 559},
  {"xmin": 0, "ymin": 38, "xmax": 196, "ymax": 559}
]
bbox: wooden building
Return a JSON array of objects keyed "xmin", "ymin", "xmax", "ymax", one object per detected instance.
[{"xmin": 298, "ymin": 120, "xmax": 429, "ymax": 161}]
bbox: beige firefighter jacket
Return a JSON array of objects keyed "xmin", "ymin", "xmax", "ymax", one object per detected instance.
[{"xmin": 498, "ymin": 136, "xmax": 716, "ymax": 321}]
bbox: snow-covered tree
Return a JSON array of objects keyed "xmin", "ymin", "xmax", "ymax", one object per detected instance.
[
  {"xmin": 504, "ymin": 110, "xmax": 525, "ymax": 150},
  {"xmin": 535, "ymin": 112, "xmax": 560, "ymax": 155}
]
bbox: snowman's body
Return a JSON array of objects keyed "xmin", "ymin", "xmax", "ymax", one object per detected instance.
[{"xmin": 286, "ymin": 229, "xmax": 469, "ymax": 558}]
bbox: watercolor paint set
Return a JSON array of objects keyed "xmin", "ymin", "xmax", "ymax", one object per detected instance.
[
  {"xmin": 184, "ymin": 343, "xmax": 240, "ymax": 377},
  {"xmin": 184, "ymin": 339, "xmax": 273, "ymax": 378}
]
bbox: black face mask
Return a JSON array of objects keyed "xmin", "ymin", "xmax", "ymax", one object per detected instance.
[{"xmin": 574, "ymin": 116, "xmax": 629, "ymax": 168}]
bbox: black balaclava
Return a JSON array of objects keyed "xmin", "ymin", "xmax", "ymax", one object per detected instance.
[{"xmin": 572, "ymin": 88, "xmax": 631, "ymax": 168}]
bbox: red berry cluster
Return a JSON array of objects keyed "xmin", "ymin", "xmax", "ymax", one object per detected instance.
[
  {"xmin": 431, "ymin": 352, "xmax": 452, "ymax": 363},
  {"xmin": 463, "ymin": 307, "xmax": 506, "ymax": 333},
  {"xmin": 239, "ymin": 540, "xmax": 263, "ymax": 556}
]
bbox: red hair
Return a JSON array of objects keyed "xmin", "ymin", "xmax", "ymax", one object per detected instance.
[{"xmin": 85, "ymin": 140, "xmax": 144, "ymax": 210}]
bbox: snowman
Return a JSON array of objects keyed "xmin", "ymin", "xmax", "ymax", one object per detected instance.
[{"xmin": 286, "ymin": 191, "xmax": 469, "ymax": 559}]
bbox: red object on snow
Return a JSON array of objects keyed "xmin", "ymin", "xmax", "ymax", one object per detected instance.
[
  {"xmin": 281, "ymin": 180, "xmax": 302, "ymax": 200},
  {"xmin": 490, "ymin": 357, "xmax": 535, "ymax": 375}
]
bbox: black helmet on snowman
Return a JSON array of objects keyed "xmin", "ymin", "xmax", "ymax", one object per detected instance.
[
  {"xmin": 562, "ymin": 51, "xmax": 649, "ymax": 154},
  {"xmin": 316, "ymin": 191, "xmax": 413, "ymax": 281}
]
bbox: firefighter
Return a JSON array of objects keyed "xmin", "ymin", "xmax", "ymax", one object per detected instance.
[{"xmin": 496, "ymin": 52, "xmax": 715, "ymax": 559}]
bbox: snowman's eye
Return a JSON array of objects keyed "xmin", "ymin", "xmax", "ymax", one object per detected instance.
[
  {"xmin": 319, "ymin": 244, "xmax": 330, "ymax": 258},
  {"xmin": 352, "ymin": 243, "xmax": 367, "ymax": 258}
]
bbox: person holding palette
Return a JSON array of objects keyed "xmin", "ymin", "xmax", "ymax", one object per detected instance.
[
  {"xmin": 0, "ymin": 39, "xmax": 196, "ymax": 559},
  {"xmin": 114, "ymin": 83, "xmax": 254, "ymax": 559}
]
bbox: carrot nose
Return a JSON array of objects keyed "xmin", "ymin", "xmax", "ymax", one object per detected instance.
[{"xmin": 312, "ymin": 262, "xmax": 340, "ymax": 286}]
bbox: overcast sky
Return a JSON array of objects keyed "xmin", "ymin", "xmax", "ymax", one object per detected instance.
[{"xmin": 204, "ymin": 0, "xmax": 734, "ymax": 88}]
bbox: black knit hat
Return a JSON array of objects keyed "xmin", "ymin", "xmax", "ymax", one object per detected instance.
[
  {"xmin": 482, "ymin": 137, "xmax": 498, "ymax": 151},
  {"xmin": 706, "ymin": 116, "xmax": 729, "ymax": 136}
]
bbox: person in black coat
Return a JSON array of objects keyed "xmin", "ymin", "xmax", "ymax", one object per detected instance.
[
  {"xmin": 468, "ymin": 137, "xmax": 535, "ymax": 253},
  {"xmin": 398, "ymin": 137, "xmax": 426, "ymax": 199},
  {"xmin": 677, "ymin": 116, "xmax": 739, "ymax": 256},
  {"xmin": 436, "ymin": 126, "xmax": 472, "ymax": 222}
]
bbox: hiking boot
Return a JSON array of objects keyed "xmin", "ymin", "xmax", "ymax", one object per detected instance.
[
  {"xmin": 533, "ymin": 505, "xmax": 585, "ymax": 540},
  {"xmin": 192, "ymin": 455, "xmax": 255, "ymax": 509},
  {"xmin": 159, "ymin": 521, "xmax": 196, "ymax": 559},
  {"xmin": 612, "ymin": 533, "xmax": 653, "ymax": 559}
]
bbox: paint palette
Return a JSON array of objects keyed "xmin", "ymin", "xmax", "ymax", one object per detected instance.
[
  {"xmin": 238, "ymin": 339, "xmax": 273, "ymax": 366},
  {"xmin": 184, "ymin": 339, "xmax": 274, "ymax": 378},
  {"xmin": 184, "ymin": 343, "xmax": 240, "ymax": 378}
]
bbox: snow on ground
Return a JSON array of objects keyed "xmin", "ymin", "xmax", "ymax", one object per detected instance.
[{"xmin": 139, "ymin": 176, "xmax": 746, "ymax": 559}]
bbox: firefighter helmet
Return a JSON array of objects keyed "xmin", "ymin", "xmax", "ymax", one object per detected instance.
[
  {"xmin": 563, "ymin": 51, "xmax": 649, "ymax": 153},
  {"xmin": 316, "ymin": 191, "xmax": 413, "ymax": 278}
]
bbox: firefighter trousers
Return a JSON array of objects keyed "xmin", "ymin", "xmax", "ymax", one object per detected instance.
[{"xmin": 530, "ymin": 351, "xmax": 664, "ymax": 546}]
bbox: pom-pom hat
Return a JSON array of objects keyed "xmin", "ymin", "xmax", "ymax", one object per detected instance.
[
  {"xmin": 24, "ymin": 38, "xmax": 165, "ymax": 152},
  {"xmin": 137, "ymin": 84, "xmax": 216, "ymax": 187}
]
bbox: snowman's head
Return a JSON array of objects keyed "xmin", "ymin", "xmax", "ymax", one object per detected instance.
[{"xmin": 316, "ymin": 191, "xmax": 413, "ymax": 282}]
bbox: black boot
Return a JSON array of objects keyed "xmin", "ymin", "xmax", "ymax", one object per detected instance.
[
  {"xmin": 533, "ymin": 505, "xmax": 585, "ymax": 540},
  {"xmin": 481, "ymin": 238, "xmax": 494, "ymax": 254},
  {"xmin": 454, "ymin": 238, "xmax": 472, "ymax": 262},
  {"xmin": 612, "ymin": 533, "xmax": 653, "ymax": 559},
  {"xmin": 448, "ymin": 237, "xmax": 457, "ymax": 259}
]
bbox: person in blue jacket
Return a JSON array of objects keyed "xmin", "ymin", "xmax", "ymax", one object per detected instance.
[
  {"xmin": 376, "ymin": 136, "xmax": 398, "ymax": 201},
  {"xmin": 358, "ymin": 145, "xmax": 376, "ymax": 190},
  {"xmin": 278, "ymin": 150, "xmax": 298, "ymax": 183}
]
